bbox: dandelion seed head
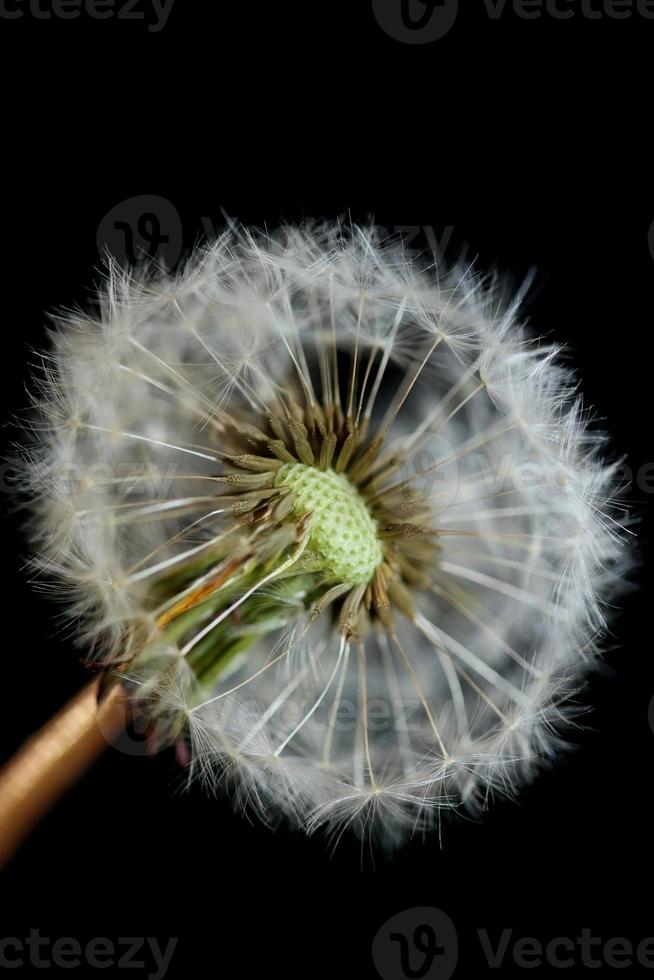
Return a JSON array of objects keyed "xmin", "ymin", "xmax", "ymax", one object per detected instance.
[{"xmin": 18, "ymin": 222, "xmax": 632, "ymax": 849}]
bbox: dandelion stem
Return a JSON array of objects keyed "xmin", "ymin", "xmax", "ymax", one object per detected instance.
[{"xmin": 0, "ymin": 680, "xmax": 128, "ymax": 870}]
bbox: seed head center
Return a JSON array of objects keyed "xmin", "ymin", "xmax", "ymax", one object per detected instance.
[{"xmin": 275, "ymin": 463, "xmax": 383, "ymax": 585}]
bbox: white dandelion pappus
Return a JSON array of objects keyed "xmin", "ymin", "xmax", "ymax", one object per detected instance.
[{"xmin": 22, "ymin": 223, "xmax": 630, "ymax": 848}]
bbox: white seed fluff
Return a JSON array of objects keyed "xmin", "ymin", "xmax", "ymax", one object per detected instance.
[{"xmin": 21, "ymin": 223, "xmax": 630, "ymax": 848}]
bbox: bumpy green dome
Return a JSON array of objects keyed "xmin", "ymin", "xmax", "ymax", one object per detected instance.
[{"xmin": 275, "ymin": 463, "xmax": 383, "ymax": 585}]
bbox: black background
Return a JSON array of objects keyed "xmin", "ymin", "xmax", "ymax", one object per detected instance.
[{"xmin": 0, "ymin": 2, "xmax": 652, "ymax": 976}]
